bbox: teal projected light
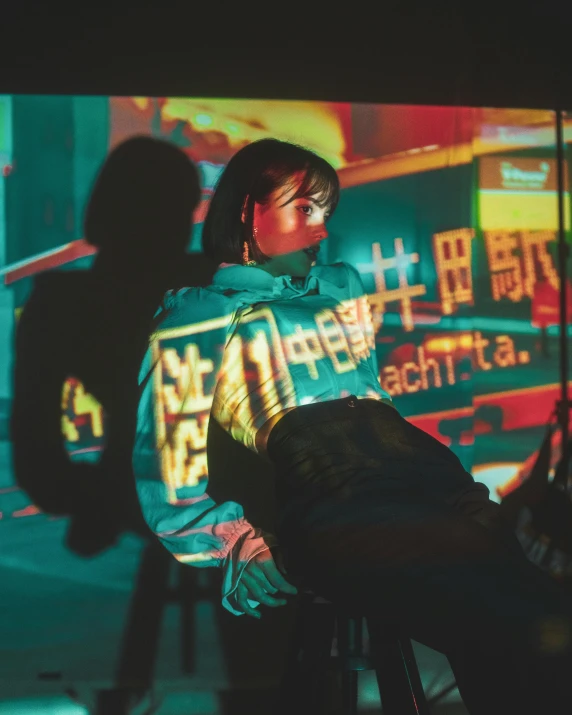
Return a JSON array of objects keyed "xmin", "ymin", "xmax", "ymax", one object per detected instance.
[
  {"xmin": 3, "ymin": 99, "xmax": 570, "ymax": 520},
  {"xmin": 0, "ymin": 95, "xmax": 12, "ymax": 268}
]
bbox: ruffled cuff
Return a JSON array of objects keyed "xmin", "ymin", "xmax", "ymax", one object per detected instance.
[{"xmin": 221, "ymin": 525, "xmax": 275, "ymax": 616}]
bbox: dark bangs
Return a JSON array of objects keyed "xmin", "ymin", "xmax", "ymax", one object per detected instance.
[{"xmin": 276, "ymin": 158, "xmax": 340, "ymax": 216}]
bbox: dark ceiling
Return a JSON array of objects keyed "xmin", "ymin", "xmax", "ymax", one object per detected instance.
[{"xmin": 1, "ymin": 6, "xmax": 569, "ymax": 109}]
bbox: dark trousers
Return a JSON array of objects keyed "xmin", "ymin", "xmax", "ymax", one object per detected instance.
[{"xmin": 267, "ymin": 396, "xmax": 572, "ymax": 715}]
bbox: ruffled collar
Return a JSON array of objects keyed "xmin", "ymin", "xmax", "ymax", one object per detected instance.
[
  {"xmin": 211, "ymin": 263, "xmax": 320, "ymax": 300},
  {"xmin": 208, "ymin": 262, "xmax": 352, "ymax": 310}
]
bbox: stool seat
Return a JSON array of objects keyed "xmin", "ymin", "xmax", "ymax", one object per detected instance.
[{"xmin": 280, "ymin": 590, "xmax": 430, "ymax": 715}]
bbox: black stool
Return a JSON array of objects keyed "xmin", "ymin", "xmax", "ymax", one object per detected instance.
[{"xmin": 280, "ymin": 591, "xmax": 431, "ymax": 714}]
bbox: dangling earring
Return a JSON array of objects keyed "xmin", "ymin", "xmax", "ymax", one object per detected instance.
[
  {"xmin": 243, "ymin": 241, "xmax": 257, "ymax": 267},
  {"xmin": 243, "ymin": 225, "xmax": 259, "ymax": 266},
  {"xmin": 252, "ymin": 225, "xmax": 261, "ymax": 250}
]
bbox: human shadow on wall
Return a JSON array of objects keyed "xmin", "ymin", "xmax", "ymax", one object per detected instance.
[
  {"xmin": 11, "ymin": 135, "xmax": 295, "ymax": 711},
  {"xmin": 10, "ymin": 136, "xmax": 220, "ymax": 713},
  {"xmin": 11, "ymin": 135, "xmax": 215, "ymax": 556}
]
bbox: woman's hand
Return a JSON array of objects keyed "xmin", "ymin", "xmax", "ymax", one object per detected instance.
[{"xmin": 235, "ymin": 549, "xmax": 298, "ymax": 619}]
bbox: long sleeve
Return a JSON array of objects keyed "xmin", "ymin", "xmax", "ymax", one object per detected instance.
[{"xmin": 132, "ymin": 290, "xmax": 271, "ymax": 615}]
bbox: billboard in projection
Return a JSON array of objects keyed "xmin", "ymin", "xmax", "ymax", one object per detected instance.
[{"xmin": 1, "ymin": 98, "xmax": 570, "ymax": 526}]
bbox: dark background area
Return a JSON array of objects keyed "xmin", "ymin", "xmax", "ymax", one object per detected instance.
[
  {"xmin": 0, "ymin": 6, "xmax": 569, "ymax": 713},
  {"xmin": 0, "ymin": 5, "xmax": 570, "ymax": 110}
]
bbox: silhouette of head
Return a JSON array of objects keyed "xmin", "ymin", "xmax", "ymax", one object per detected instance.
[{"xmin": 85, "ymin": 136, "xmax": 201, "ymax": 269}]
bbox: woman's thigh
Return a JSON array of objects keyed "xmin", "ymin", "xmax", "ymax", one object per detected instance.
[
  {"xmin": 292, "ymin": 500, "xmax": 571, "ymax": 655},
  {"xmin": 346, "ymin": 406, "xmax": 478, "ymax": 500},
  {"xmin": 361, "ymin": 402, "xmax": 461, "ymax": 464}
]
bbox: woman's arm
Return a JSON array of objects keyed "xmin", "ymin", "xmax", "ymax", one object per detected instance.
[{"xmin": 132, "ymin": 294, "xmax": 287, "ymax": 615}]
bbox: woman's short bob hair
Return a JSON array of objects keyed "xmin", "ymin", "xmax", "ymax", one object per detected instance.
[{"xmin": 202, "ymin": 138, "xmax": 340, "ymax": 265}]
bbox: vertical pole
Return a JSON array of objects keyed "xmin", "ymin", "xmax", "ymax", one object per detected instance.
[{"xmin": 555, "ymin": 109, "xmax": 570, "ymax": 487}]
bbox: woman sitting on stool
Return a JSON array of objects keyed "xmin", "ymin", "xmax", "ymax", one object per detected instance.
[{"xmin": 133, "ymin": 138, "xmax": 572, "ymax": 715}]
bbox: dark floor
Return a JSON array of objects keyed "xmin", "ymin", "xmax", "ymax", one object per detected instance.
[
  {"xmin": 0, "ymin": 688, "xmax": 468, "ymax": 714},
  {"xmin": 0, "ymin": 436, "xmax": 468, "ymax": 714}
]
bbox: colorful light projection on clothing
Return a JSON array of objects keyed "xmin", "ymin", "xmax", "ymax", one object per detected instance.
[
  {"xmin": 58, "ymin": 221, "xmax": 558, "ymax": 460},
  {"xmin": 151, "ymin": 295, "xmax": 378, "ymax": 502}
]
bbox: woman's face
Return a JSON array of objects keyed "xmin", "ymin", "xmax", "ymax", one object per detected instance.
[{"xmin": 250, "ymin": 174, "xmax": 330, "ymax": 278}]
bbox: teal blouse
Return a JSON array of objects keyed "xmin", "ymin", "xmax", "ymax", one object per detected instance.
[{"xmin": 133, "ymin": 262, "xmax": 391, "ymax": 615}]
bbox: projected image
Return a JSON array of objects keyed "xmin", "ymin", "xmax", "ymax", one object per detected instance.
[
  {"xmin": 1, "ymin": 97, "xmax": 570, "ymax": 531},
  {"xmin": 148, "ymin": 289, "xmax": 377, "ymax": 500}
]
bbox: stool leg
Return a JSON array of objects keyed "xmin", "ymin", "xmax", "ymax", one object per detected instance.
[
  {"xmin": 278, "ymin": 598, "xmax": 336, "ymax": 714},
  {"xmin": 372, "ymin": 637, "xmax": 416, "ymax": 715},
  {"xmin": 337, "ymin": 615, "xmax": 363, "ymax": 715},
  {"xmin": 367, "ymin": 620, "xmax": 430, "ymax": 715},
  {"xmin": 398, "ymin": 637, "xmax": 431, "ymax": 715},
  {"xmin": 341, "ymin": 670, "xmax": 358, "ymax": 715}
]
